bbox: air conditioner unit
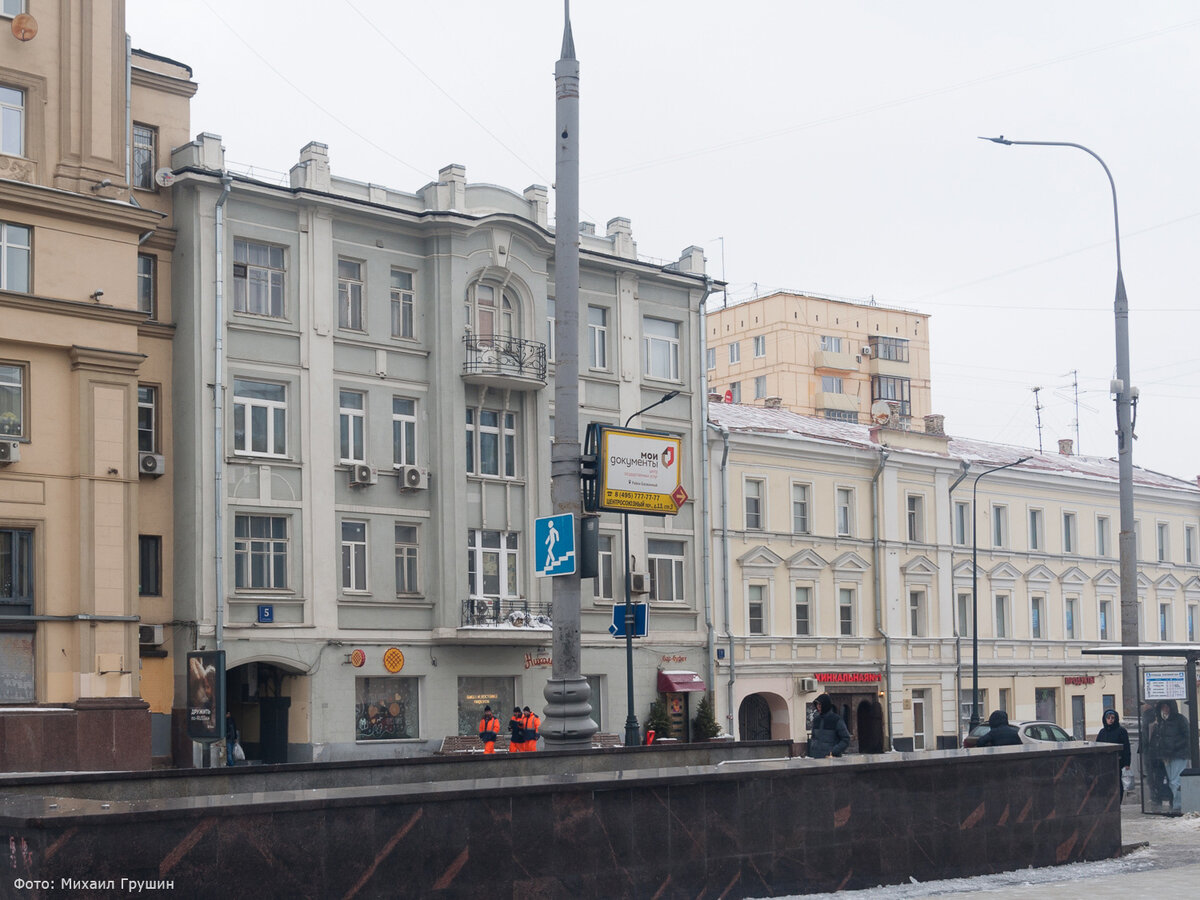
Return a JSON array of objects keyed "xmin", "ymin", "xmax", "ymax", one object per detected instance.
[
  {"xmin": 797, "ymin": 677, "xmax": 817, "ymax": 693},
  {"xmin": 139, "ymin": 451, "xmax": 166, "ymax": 477},
  {"xmin": 0, "ymin": 440, "xmax": 19, "ymax": 464},
  {"xmin": 138, "ymin": 624, "xmax": 164, "ymax": 646},
  {"xmin": 397, "ymin": 465, "xmax": 429, "ymax": 490},
  {"xmin": 349, "ymin": 464, "xmax": 377, "ymax": 487},
  {"xmin": 861, "ymin": 346, "xmax": 872, "ymax": 357},
  {"xmin": 629, "ymin": 572, "xmax": 650, "ymax": 595}
]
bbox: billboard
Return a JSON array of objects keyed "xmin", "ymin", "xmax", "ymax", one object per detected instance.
[
  {"xmin": 587, "ymin": 425, "xmax": 685, "ymax": 515},
  {"xmin": 186, "ymin": 649, "xmax": 226, "ymax": 742}
]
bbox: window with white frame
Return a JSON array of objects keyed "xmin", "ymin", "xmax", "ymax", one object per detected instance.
[
  {"xmin": 909, "ymin": 589, "xmax": 926, "ymax": 637},
  {"xmin": 1099, "ymin": 598, "xmax": 1112, "ymax": 640},
  {"xmin": 1160, "ymin": 602, "xmax": 1172, "ymax": 641},
  {"xmin": 234, "ymin": 513, "xmax": 289, "ymax": 589},
  {"xmin": 0, "ymin": 362, "xmax": 25, "ymax": 438},
  {"xmin": 821, "ymin": 375, "xmax": 843, "ymax": 393},
  {"xmin": 647, "ymin": 539, "xmax": 685, "ymax": 602},
  {"xmin": 465, "ymin": 408, "xmax": 517, "ymax": 477},
  {"xmin": 1096, "ymin": 516, "xmax": 1111, "ymax": 557},
  {"xmin": 1031, "ymin": 595, "xmax": 1044, "ymax": 639},
  {"xmin": 1188, "ymin": 603, "xmax": 1197, "ymax": 642},
  {"xmin": 794, "ymin": 585, "xmax": 812, "ymax": 636},
  {"xmin": 394, "ymin": 524, "xmax": 419, "ymax": 594},
  {"xmin": 588, "ymin": 305, "xmax": 608, "ymax": 369},
  {"xmin": 992, "ymin": 504, "xmax": 1008, "ymax": 548},
  {"xmin": 1063, "ymin": 512, "xmax": 1077, "ymax": 554},
  {"xmin": 729, "ymin": 382, "xmax": 741, "ymax": 403},
  {"xmin": 1, "ymin": 85, "xmax": 24, "ymax": 157},
  {"xmin": 954, "ymin": 501, "xmax": 970, "ymax": 547},
  {"xmin": 906, "ymin": 495, "xmax": 924, "ymax": 543},
  {"xmin": 233, "ymin": 239, "xmax": 285, "ymax": 318},
  {"xmin": 819, "ymin": 335, "xmax": 842, "ymax": 352},
  {"xmin": 390, "ymin": 269, "xmax": 415, "ymax": 339},
  {"xmin": 338, "ymin": 258, "xmax": 365, "ymax": 330},
  {"xmin": 341, "ymin": 521, "xmax": 368, "ymax": 592},
  {"xmin": 994, "ymin": 593, "xmax": 1009, "ymax": 638},
  {"xmin": 792, "ymin": 484, "xmax": 811, "ymax": 534},
  {"xmin": 466, "ymin": 282, "xmax": 515, "ymax": 340},
  {"xmin": 744, "ymin": 478, "xmax": 764, "ymax": 530},
  {"xmin": 545, "ymin": 297, "xmax": 555, "ymax": 362},
  {"xmin": 1157, "ymin": 522, "xmax": 1170, "ymax": 563},
  {"xmin": 753, "ymin": 375, "xmax": 766, "ymax": 400},
  {"xmin": 467, "ymin": 529, "xmax": 520, "ymax": 599},
  {"xmin": 728, "ymin": 342, "xmax": 740, "ymax": 364},
  {"xmin": 131, "ymin": 123, "xmax": 156, "ymax": 190},
  {"xmin": 643, "ymin": 317, "xmax": 680, "ymax": 381},
  {"xmin": 232, "ymin": 378, "xmax": 287, "ymax": 457},
  {"xmin": 1186, "ymin": 525, "xmax": 1196, "ymax": 564},
  {"xmin": 1065, "ymin": 596, "xmax": 1077, "ymax": 640},
  {"xmin": 392, "ymin": 397, "xmax": 417, "ymax": 467},
  {"xmin": 594, "ymin": 533, "xmax": 616, "ymax": 602},
  {"xmin": 836, "ymin": 487, "xmax": 854, "ymax": 537},
  {"xmin": 706, "ymin": 347, "xmax": 716, "ymax": 371},
  {"xmin": 339, "ymin": 390, "xmax": 366, "ymax": 463},
  {"xmin": 137, "ymin": 385, "xmax": 157, "ymax": 453},
  {"xmin": 0, "ymin": 220, "xmax": 31, "ymax": 292},
  {"xmin": 753, "ymin": 335, "xmax": 766, "ymax": 357},
  {"xmin": 137, "ymin": 254, "xmax": 156, "ymax": 316},
  {"xmin": 957, "ymin": 591, "xmax": 972, "ymax": 637},
  {"xmin": 838, "ymin": 586, "xmax": 856, "ymax": 636},
  {"xmin": 1029, "ymin": 508, "xmax": 1043, "ymax": 551},
  {"xmin": 747, "ymin": 584, "xmax": 765, "ymax": 635}
]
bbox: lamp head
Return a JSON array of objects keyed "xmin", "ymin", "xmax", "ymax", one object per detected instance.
[
  {"xmin": 979, "ymin": 135, "xmax": 1013, "ymax": 145},
  {"xmin": 662, "ymin": 390, "xmax": 681, "ymax": 401}
]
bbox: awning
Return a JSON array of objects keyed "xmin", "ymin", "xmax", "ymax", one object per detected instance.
[{"xmin": 658, "ymin": 670, "xmax": 706, "ymax": 693}]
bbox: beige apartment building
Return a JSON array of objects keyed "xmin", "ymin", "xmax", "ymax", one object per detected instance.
[
  {"xmin": 0, "ymin": 1, "xmax": 193, "ymax": 770},
  {"xmin": 706, "ymin": 290, "xmax": 932, "ymax": 426},
  {"xmin": 707, "ymin": 403, "xmax": 1200, "ymax": 749}
]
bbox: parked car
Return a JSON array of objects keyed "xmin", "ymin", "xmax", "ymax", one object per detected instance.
[{"xmin": 962, "ymin": 720, "xmax": 1075, "ymax": 748}]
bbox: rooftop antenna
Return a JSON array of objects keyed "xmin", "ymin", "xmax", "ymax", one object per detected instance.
[
  {"xmin": 1032, "ymin": 386, "xmax": 1044, "ymax": 454},
  {"xmin": 1067, "ymin": 369, "xmax": 1081, "ymax": 454}
]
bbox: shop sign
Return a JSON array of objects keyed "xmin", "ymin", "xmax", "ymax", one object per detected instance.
[
  {"xmin": 815, "ymin": 672, "xmax": 881, "ymax": 684},
  {"xmin": 661, "ymin": 655, "xmax": 687, "ymax": 664},
  {"xmin": 1064, "ymin": 675, "xmax": 1095, "ymax": 686},
  {"xmin": 524, "ymin": 651, "xmax": 552, "ymax": 669},
  {"xmin": 186, "ymin": 649, "xmax": 225, "ymax": 742}
]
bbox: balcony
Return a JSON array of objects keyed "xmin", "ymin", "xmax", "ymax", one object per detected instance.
[
  {"xmin": 462, "ymin": 334, "xmax": 547, "ymax": 389},
  {"xmin": 813, "ymin": 349, "xmax": 859, "ymax": 371},
  {"xmin": 458, "ymin": 597, "xmax": 552, "ymax": 633}
]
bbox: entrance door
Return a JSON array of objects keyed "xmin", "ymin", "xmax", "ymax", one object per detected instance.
[
  {"xmin": 1071, "ymin": 695, "xmax": 1086, "ymax": 740},
  {"xmin": 912, "ymin": 690, "xmax": 928, "ymax": 750},
  {"xmin": 738, "ymin": 694, "xmax": 771, "ymax": 741},
  {"xmin": 1035, "ymin": 687, "xmax": 1057, "ymax": 723}
]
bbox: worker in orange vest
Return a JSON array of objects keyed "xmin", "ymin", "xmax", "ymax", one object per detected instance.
[
  {"xmin": 478, "ymin": 706, "xmax": 500, "ymax": 754},
  {"xmin": 508, "ymin": 707, "xmax": 525, "ymax": 753},
  {"xmin": 521, "ymin": 705, "xmax": 540, "ymax": 752}
]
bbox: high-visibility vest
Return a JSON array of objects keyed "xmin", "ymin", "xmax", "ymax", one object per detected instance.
[{"xmin": 478, "ymin": 716, "xmax": 499, "ymax": 742}]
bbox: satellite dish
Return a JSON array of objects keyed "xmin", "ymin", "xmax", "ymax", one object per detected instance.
[
  {"xmin": 870, "ymin": 400, "xmax": 892, "ymax": 425},
  {"xmin": 11, "ymin": 12, "xmax": 38, "ymax": 41},
  {"xmin": 154, "ymin": 168, "xmax": 176, "ymax": 188}
]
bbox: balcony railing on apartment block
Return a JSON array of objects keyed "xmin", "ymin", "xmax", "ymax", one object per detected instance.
[
  {"xmin": 461, "ymin": 334, "xmax": 547, "ymax": 384},
  {"xmin": 461, "ymin": 597, "xmax": 553, "ymax": 628}
]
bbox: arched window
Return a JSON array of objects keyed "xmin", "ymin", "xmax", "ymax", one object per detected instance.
[{"xmin": 466, "ymin": 282, "xmax": 516, "ymax": 343}]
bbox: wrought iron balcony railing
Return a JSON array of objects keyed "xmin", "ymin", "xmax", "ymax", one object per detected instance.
[
  {"xmin": 461, "ymin": 597, "xmax": 553, "ymax": 628},
  {"xmin": 462, "ymin": 333, "xmax": 547, "ymax": 385}
]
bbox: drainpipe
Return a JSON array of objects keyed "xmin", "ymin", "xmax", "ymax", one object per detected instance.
[
  {"xmin": 947, "ymin": 460, "xmax": 970, "ymax": 742},
  {"xmin": 708, "ymin": 422, "xmax": 734, "ymax": 736},
  {"xmin": 697, "ymin": 275, "xmax": 717, "ymax": 717},
  {"xmin": 871, "ymin": 447, "xmax": 892, "ymax": 746},
  {"xmin": 213, "ymin": 174, "xmax": 233, "ymax": 651},
  {"xmin": 124, "ymin": 35, "xmax": 132, "ymax": 188}
]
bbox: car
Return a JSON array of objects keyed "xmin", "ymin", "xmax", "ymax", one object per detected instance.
[{"xmin": 962, "ymin": 720, "xmax": 1075, "ymax": 748}]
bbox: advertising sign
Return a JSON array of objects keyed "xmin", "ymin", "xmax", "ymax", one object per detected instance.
[
  {"xmin": 186, "ymin": 649, "xmax": 226, "ymax": 742},
  {"xmin": 597, "ymin": 426, "xmax": 683, "ymax": 515}
]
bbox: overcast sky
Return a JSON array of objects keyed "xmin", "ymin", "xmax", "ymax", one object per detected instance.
[{"xmin": 127, "ymin": 1, "xmax": 1200, "ymax": 483}]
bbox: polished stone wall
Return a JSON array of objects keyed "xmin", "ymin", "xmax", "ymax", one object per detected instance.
[{"xmin": 0, "ymin": 700, "xmax": 150, "ymax": 773}]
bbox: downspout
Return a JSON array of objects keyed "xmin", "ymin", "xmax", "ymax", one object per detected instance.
[
  {"xmin": 871, "ymin": 447, "xmax": 891, "ymax": 747},
  {"xmin": 125, "ymin": 35, "xmax": 132, "ymax": 188},
  {"xmin": 708, "ymin": 421, "xmax": 734, "ymax": 736},
  {"xmin": 947, "ymin": 460, "xmax": 971, "ymax": 742},
  {"xmin": 214, "ymin": 174, "xmax": 233, "ymax": 651},
  {"xmin": 697, "ymin": 275, "xmax": 717, "ymax": 719}
]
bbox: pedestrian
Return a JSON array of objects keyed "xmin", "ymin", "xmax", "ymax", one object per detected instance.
[
  {"xmin": 1095, "ymin": 708, "xmax": 1131, "ymax": 799},
  {"xmin": 975, "ymin": 709, "xmax": 1022, "ymax": 747},
  {"xmin": 807, "ymin": 694, "xmax": 850, "ymax": 758},
  {"xmin": 522, "ymin": 706, "xmax": 540, "ymax": 752},
  {"xmin": 508, "ymin": 707, "xmax": 525, "ymax": 753},
  {"xmin": 224, "ymin": 710, "xmax": 239, "ymax": 766},
  {"xmin": 1148, "ymin": 699, "xmax": 1189, "ymax": 813},
  {"xmin": 478, "ymin": 706, "xmax": 500, "ymax": 754}
]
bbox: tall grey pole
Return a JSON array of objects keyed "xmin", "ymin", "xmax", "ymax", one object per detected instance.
[
  {"xmin": 980, "ymin": 137, "xmax": 1138, "ymax": 727},
  {"xmin": 543, "ymin": 1, "xmax": 597, "ymax": 748}
]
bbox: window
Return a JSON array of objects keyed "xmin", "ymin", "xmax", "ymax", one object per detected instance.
[
  {"xmin": 821, "ymin": 375, "xmax": 843, "ymax": 393},
  {"xmin": 588, "ymin": 305, "xmax": 608, "ymax": 369},
  {"xmin": 992, "ymin": 504, "xmax": 1008, "ymax": 548},
  {"xmin": 392, "ymin": 397, "xmax": 417, "ymax": 467},
  {"xmin": 753, "ymin": 335, "xmax": 766, "ymax": 357},
  {"xmin": 961, "ymin": 689, "xmax": 987, "ymax": 734},
  {"xmin": 1186, "ymin": 525, "xmax": 1196, "ymax": 564},
  {"xmin": 1029, "ymin": 509, "xmax": 1043, "ymax": 551},
  {"xmin": 957, "ymin": 591, "xmax": 972, "ymax": 637},
  {"xmin": 1063, "ymin": 512, "xmax": 1076, "ymax": 554},
  {"xmin": 1031, "ymin": 595, "xmax": 1044, "ymax": 639},
  {"xmin": 1189, "ymin": 604, "xmax": 1197, "ymax": 642},
  {"xmin": 1159, "ymin": 602, "xmax": 1171, "ymax": 641},
  {"xmin": 819, "ymin": 335, "xmax": 842, "ymax": 352},
  {"xmin": 467, "ymin": 529, "xmax": 520, "ymax": 599},
  {"xmin": 953, "ymin": 501, "xmax": 970, "ymax": 546},
  {"xmin": 838, "ymin": 587, "xmax": 856, "ymax": 636},
  {"xmin": 341, "ymin": 521, "xmax": 367, "ymax": 592},
  {"xmin": 233, "ymin": 240, "xmax": 285, "ymax": 318},
  {"xmin": 339, "ymin": 390, "xmax": 366, "ymax": 464},
  {"xmin": 1099, "ymin": 599, "xmax": 1112, "ymax": 641},
  {"xmin": 0, "ymin": 527, "xmax": 34, "ymax": 616},
  {"xmin": 594, "ymin": 534, "xmax": 615, "ymax": 602},
  {"xmin": 338, "ymin": 258, "xmax": 364, "ymax": 330},
  {"xmin": 0, "ymin": 362, "xmax": 25, "ymax": 438},
  {"xmin": 994, "ymin": 594, "xmax": 1009, "ymax": 638},
  {"xmin": 744, "ymin": 479, "xmax": 763, "ymax": 530},
  {"xmin": 1134, "ymin": 520, "xmax": 1142, "ymax": 559},
  {"xmin": 131, "ymin": 124, "xmax": 156, "ymax": 190},
  {"xmin": 1065, "ymin": 596, "xmax": 1077, "ymax": 640},
  {"xmin": 728, "ymin": 342, "xmax": 740, "ymax": 364},
  {"xmin": 137, "ymin": 254, "xmax": 156, "ymax": 316},
  {"xmin": 0, "ymin": 220, "xmax": 31, "ymax": 292},
  {"xmin": 390, "ymin": 269, "xmax": 415, "ymax": 338},
  {"xmin": 1097, "ymin": 516, "xmax": 1110, "ymax": 557},
  {"xmin": 233, "ymin": 379, "xmax": 287, "ymax": 457},
  {"xmin": 869, "ymin": 336, "xmax": 909, "ymax": 362},
  {"xmin": 871, "ymin": 376, "xmax": 911, "ymax": 416},
  {"xmin": 794, "ymin": 585, "xmax": 811, "ymax": 636},
  {"xmin": 906, "ymin": 495, "xmax": 924, "ymax": 543},
  {"xmin": 545, "ymin": 298, "xmax": 555, "ymax": 362},
  {"xmin": 728, "ymin": 382, "xmax": 741, "ymax": 403},
  {"xmin": 137, "ymin": 385, "xmax": 157, "ymax": 452},
  {"xmin": 998, "ymin": 688, "xmax": 1010, "ymax": 715},
  {"xmin": 234, "ymin": 514, "xmax": 288, "ymax": 589},
  {"xmin": 467, "ymin": 282, "xmax": 514, "ymax": 339},
  {"xmin": 1035, "ymin": 688, "xmax": 1057, "ymax": 723},
  {"xmin": 465, "ymin": 408, "xmax": 517, "ymax": 477},
  {"xmin": 909, "ymin": 589, "xmax": 926, "ymax": 637},
  {"xmin": 643, "ymin": 317, "xmax": 680, "ymax": 380},
  {"xmin": 753, "ymin": 375, "xmax": 766, "ymax": 400},
  {"xmin": 836, "ymin": 488, "xmax": 854, "ymax": 537},
  {"xmin": 355, "ymin": 676, "xmax": 419, "ymax": 741},
  {"xmin": 0, "ymin": 85, "xmax": 23, "ymax": 157},
  {"xmin": 747, "ymin": 584, "xmax": 765, "ymax": 635},
  {"xmin": 791, "ymin": 484, "xmax": 810, "ymax": 534},
  {"xmin": 647, "ymin": 539, "xmax": 685, "ymax": 603},
  {"xmin": 823, "ymin": 409, "xmax": 857, "ymax": 423},
  {"xmin": 394, "ymin": 524, "xmax": 418, "ymax": 594},
  {"xmin": 705, "ymin": 348, "xmax": 716, "ymax": 371},
  {"xmin": 138, "ymin": 535, "xmax": 162, "ymax": 596},
  {"xmin": 1157, "ymin": 522, "xmax": 1170, "ymax": 563}
]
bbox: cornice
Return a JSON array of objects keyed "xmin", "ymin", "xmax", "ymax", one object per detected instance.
[
  {"xmin": 0, "ymin": 179, "xmax": 164, "ymax": 231},
  {"xmin": 130, "ymin": 65, "xmax": 198, "ymax": 99},
  {"xmin": 0, "ymin": 290, "xmax": 153, "ymax": 327},
  {"xmin": 70, "ymin": 345, "xmax": 147, "ymax": 375}
]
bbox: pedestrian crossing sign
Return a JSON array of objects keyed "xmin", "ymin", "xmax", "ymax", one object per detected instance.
[{"xmin": 535, "ymin": 513, "xmax": 576, "ymax": 577}]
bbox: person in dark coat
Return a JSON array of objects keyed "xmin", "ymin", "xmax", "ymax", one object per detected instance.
[
  {"xmin": 224, "ymin": 710, "xmax": 239, "ymax": 766},
  {"xmin": 975, "ymin": 709, "xmax": 1022, "ymax": 747},
  {"xmin": 1148, "ymin": 699, "xmax": 1189, "ymax": 812},
  {"xmin": 808, "ymin": 694, "xmax": 850, "ymax": 758},
  {"xmin": 508, "ymin": 707, "xmax": 525, "ymax": 753},
  {"xmin": 1095, "ymin": 708, "xmax": 1131, "ymax": 799}
]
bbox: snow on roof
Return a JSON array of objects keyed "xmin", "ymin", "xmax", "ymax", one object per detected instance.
[{"xmin": 708, "ymin": 403, "xmax": 1198, "ymax": 493}]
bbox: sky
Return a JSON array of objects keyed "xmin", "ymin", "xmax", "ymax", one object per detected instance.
[{"xmin": 126, "ymin": 1, "xmax": 1200, "ymax": 482}]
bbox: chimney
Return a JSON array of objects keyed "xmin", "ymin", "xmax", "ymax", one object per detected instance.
[
  {"xmin": 923, "ymin": 414, "xmax": 945, "ymax": 436},
  {"xmin": 764, "ymin": 397, "xmax": 782, "ymax": 409},
  {"xmin": 1058, "ymin": 439, "xmax": 1073, "ymax": 456},
  {"xmin": 708, "ymin": 392, "xmax": 723, "ymax": 404}
]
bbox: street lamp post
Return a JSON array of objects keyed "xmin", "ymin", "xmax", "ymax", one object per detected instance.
[
  {"xmin": 622, "ymin": 389, "xmax": 680, "ymax": 747},
  {"xmin": 970, "ymin": 456, "xmax": 1031, "ymax": 730},
  {"xmin": 980, "ymin": 137, "xmax": 1138, "ymax": 728}
]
